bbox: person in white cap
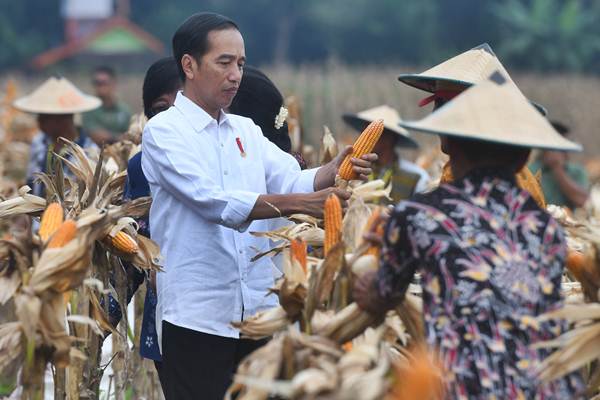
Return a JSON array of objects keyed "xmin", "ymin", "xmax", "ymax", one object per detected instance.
[
  {"xmin": 354, "ymin": 73, "xmax": 584, "ymax": 399},
  {"xmin": 343, "ymin": 105, "xmax": 429, "ymax": 201},
  {"xmin": 13, "ymin": 76, "xmax": 100, "ymax": 197}
]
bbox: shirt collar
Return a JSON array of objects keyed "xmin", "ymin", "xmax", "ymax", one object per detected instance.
[{"xmin": 174, "ymin": 91, "xmax": 231, "ymax": 133}]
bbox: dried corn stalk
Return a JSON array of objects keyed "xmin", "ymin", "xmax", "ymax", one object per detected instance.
[{"xmin": 319, "ymin": 126, "xmax": 338, "ymax": 165}]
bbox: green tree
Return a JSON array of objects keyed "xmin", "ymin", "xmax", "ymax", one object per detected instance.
[
  {"xmin": 492, "ymin": 0, "xmax": 600, "ymax": 71},
  {"xmin": 0, "ymin": 0, "xmax": 62, "ymax": 70}
]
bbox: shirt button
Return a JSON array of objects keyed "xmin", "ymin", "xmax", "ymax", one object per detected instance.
[
  {"xmin": 220, "ymin": 143, "xmax": 224, "ymax": 147},
  {"xmin": 239, "ymin": 250, "xmax": 243, "ymax": 254},
  {"xmin": 224, "ymin": 170, "xmax": 228, "ymax": 175}
]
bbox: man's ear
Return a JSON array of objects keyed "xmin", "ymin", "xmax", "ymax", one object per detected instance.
[{"xmin": 181, "ymin": 54, "xmax": 197, "ymax": 80}]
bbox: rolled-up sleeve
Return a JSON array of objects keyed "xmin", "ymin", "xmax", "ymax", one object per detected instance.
[{"xmin": 141, "ymin": 123, "xmax": 258, "ymax": 231}]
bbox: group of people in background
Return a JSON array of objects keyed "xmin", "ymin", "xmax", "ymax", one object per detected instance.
[{"xmin": 11, "ymin": 9, "xmax": 593, "ymax": 400}]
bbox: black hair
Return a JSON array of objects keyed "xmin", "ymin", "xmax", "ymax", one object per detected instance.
[
  {"xmin": 172, "ymin": 12, "xmax": 239, "ymax": 81},
  {"xmin": 94, "ymin": 65, "xmax": 116, "ymax": 79},
  {"xmin": 228, "ymin": 66, "xmax": 291, "ymax": 153},
  {"xmin": 142, "ymin": 57, "xmax": 181, "ymax": 118},
  {"xmin": 446, "ymin": 136, "xmax": 531, "ymax": 172}
]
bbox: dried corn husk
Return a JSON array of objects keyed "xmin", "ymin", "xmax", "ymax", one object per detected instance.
[
  {"xmin": 319, "ymin": 126, "xmax": 338, "ymax": 165},
  {"xmin": 233, "ymin": 306, "xmax": 291, "ymax": 339}
]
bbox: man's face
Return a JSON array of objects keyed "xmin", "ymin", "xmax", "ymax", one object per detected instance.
[
  {"xmin": 37, "ymin": 114, "xmax": 73, "ymax": 138},
  {"xmin": 188, "ymin": 28, "xmax": 245, "ymax": 116},
  {"xmin": 92, "ymin": 72, "xmax": 116, "ymax": 100}
]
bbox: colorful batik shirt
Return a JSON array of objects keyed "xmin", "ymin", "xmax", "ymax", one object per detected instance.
[{"xmin": 376, "ymin": 167, "xmax": 584, "ymax": 399}]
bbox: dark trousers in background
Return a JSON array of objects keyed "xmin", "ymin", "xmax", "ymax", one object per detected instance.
[{"xmin": 161, "ymin": 321, "xmax": 267, "ymax": 400}]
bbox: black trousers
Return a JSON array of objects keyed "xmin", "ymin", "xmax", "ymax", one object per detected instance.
[{"xmin": 161, "ymin": 321, "xmax": 267, "ymax": 400}]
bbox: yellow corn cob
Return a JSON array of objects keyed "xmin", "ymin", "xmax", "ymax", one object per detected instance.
[
  {"xmin": 363, "ymin": 209, "xmax": 385, "ymax": 258},
  {"xmin": 338, "ymin": 119, "xmax": 384, "ymax": 181},
  {"xmin": 112, "ymin": 231, "xmax": 139, "ymax": 254},
  {"xmin": 39, "ymin": 203, "xmax": 64, "ymax": 242},
  {"xmin": 290, "ymin": 238, "xmax": 307, "ymax": 273},
  {"xmin": 516, "ymin": 167, "xmax": 546, "ymax": 209},
  {"xmin": 47, "ymin": 220, "xmax": 77, "ymax": 249},
  {"xmin": 324, "ymin": 193, "xmax": 343, "ymax": 256}
]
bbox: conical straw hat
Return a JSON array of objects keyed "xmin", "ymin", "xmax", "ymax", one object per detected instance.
[
  {"xmin": 13, "ymin": 76, "xmax": 101, "ymax": 114},
  {"xmin": 398, "ymin": 43, "xmax": 546, "ymax": 115},
  {"xmin": 399, "ymin": 72, "xmax": 581, "ymax": 152},
  {"xmin": 342, "ymin": 105, "xmax": 418, "ymax": 148}
]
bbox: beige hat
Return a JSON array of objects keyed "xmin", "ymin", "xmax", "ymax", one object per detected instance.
[
  {"xmin": 342, "ymin": 105, "xmax": 418, "ymax": 148},
  {"xmin": 13, "ymin": 76, "xmax": 101, "ymax": 115},
  {"xmin": 399, "ymin": 72, "xmax": 581, "ymax": 152},
  {"xmin": 398, "ymin": 43, "xmax": 546, "ymax": 115}
]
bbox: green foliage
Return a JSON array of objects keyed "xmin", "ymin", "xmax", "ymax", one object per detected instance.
[
  {"xmin": 0, "ymin": 0, "xmax": 62, "ymax": 70},
  {"xmin": 492, "ymin": 0, "xmax": 600, "ymax": 72},
  {"xmin": 1, "ymin": 0, "xmax": 599, "ymax": 73}
]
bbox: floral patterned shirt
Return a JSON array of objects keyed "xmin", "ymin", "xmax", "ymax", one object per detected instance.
[{"xmin": 377, "ymin": 167, "xmax": 584, "ymax": 399}]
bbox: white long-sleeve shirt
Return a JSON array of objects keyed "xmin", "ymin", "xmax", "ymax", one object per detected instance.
[{"xmin": 141, "ymin": 92, "xmax": 318, "ymax": 343}]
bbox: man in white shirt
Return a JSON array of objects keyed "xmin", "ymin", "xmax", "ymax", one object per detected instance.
[{"xmin": 141, "ymin": 13, "xmax": 376, "ymax": 399}]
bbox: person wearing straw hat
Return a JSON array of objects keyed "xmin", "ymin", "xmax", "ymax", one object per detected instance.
[
  {"xmin": 529, "ymin": 121, "xmax": 589, "ymax": 209},
  {"xmin": 343, "ymin": 105, "xmax": 429, "ymax": 202},
  {"xmin": 13, "ymin": 76, "xmax": 100, "ymax": 197},
  {"xmin": 397, "ymin": 43, "xmax": 547, "ymax": 115},
  {"xmin": 399, "ymin": 42, "xmax": 549, "ymax": 206},
  {"xmin": 354, "ymin": 73, "xmax": 585, "ymax": 399}
]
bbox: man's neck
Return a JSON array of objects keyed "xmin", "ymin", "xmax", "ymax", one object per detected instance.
[{"xmin": 182, "ymin": 86, "xmax": 220, "ymax": 120}]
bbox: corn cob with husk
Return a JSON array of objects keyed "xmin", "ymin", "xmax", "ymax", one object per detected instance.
[
  {"xmin": 516, "ymin": 167, "xmax": 546, "ymax": 209},
  {"xmin": 363, "ymin": 208, "xmax": 385, "ymax": 258},
  {"xmin": 324, "ymin": 193, "xmax": 343, "ymax": 256},
  {"xmin": 38, "ymin": 202, "xmax": 63, "ymax": 242},
  {"xmin": 0, "ymin": 136, "xmax": 164, "ymax": 399},
  {"xmin": 348, "ymin": 207, "xmax": 386, "ymax": 277},
  {"xmin": 320, "ymin": 126, "xmax": 338, "ymax": 165},
  {"xmin": 111, "ymin": 230, "xmax": 139, "ymax": 254},
  {"xmin": 290, "ymin": 237, "xmax": 307, "ymax": 274},
  {"xmin": 314, "ymin": 302, "xmax": 378, "ymax": 343},
  {"xmin": 47, "ymin": 220, "xmax": 77, "ymax": 249},
  {"xmin": 338, "ymin": 119, "xmax": 384, "ymax": 182},
  {"xmin": 232, "ymin": 306, "xmax": 291, "ymax": 339}
]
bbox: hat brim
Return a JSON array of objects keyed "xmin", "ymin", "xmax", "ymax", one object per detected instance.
[
  {"xmin": 342, "ymin": 114, "xmax": 418, "ymax": 149},
  {"xmin": 13, "ymin": 97, "xmax": 101, "ymax": 115},
  {"xmin": 399, "ymin": 121, "xmax": 582, "ymax": 152},
  {"xmin": 397, "ymin": 74, "xmax": 547, "ymax": 116}
]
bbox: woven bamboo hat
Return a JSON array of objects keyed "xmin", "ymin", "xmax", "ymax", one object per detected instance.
[
  {"xmin": 13, "ymin": 76, "xmax": 101, "ymax": 114},
  {"xmin": 398, "ymin": 43, "xmax": 546, "ymax": 115},
  {"xmin": 342, "ymin": 105, "xmax": 418, "ymax": 148},
  {"xmin": 399, "ymin": 72, "xmax": 581, "ymax": 152}
]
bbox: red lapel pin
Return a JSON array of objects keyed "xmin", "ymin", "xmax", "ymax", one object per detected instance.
[{"xmin": 235, "ymin": 137, "xmax": 246, "ymax": 157}]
